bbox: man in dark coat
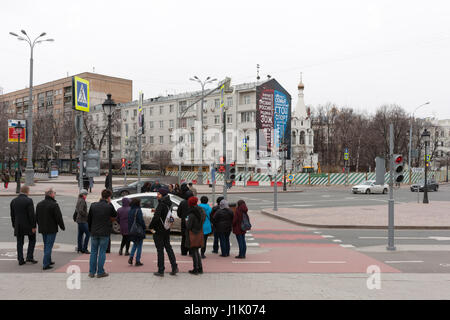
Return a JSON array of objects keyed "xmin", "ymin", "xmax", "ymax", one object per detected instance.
[
  {"xmin": 10, "ymin": 185, "xmax": 37, "ymax": 265},
  {"xmin": 177, "ymin": 183, "xmax": 193, "ymax": 256},
  {"xmin": 149, "ymin": 188, "xmax": 178, "ymax": 277},
  {"xmin": 210, "ymin": 196, "xmax": 224, "ymax": 254},
  {"xmin": 88, "ymin": 189, "xmax": 117, "ymax": 278},
  {"xmin": 36, "ymin": 188, "xmax": 66, "ymax": 270}
]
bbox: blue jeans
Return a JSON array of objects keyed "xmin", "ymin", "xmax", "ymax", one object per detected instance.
[
  {"xmin": 236, "ymin": 234, "xmax": 247, "ymax": 258},
  {"xmin": 89, "ymin": 236, "xmax": 109, "ymax": 275},
  {"xmin": 217, "ymin": 232, "xmax": 231, "ymax": 256},
  {"xmin": 77, "ymin": 223, "xmax": 90, "ymax": 252},
  {"xmin": 130, "ymin": 239, "xmax": 143, "ymax": 263},
  {"xmin": 42, "ymin": 233, "xmax": 56, "ymax": 268}
]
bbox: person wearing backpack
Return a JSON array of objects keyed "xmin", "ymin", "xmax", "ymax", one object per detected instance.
[
  {"xmin": 233, "ymin": 200, "xmax": 251, "ymax": 259},
  {"xmin": 149, "ymin": 188, "xmax": 178, "ymax": 277},
  {"xmin": 198, "ymin": 196, "xmax": 212, "ymax": 259}
]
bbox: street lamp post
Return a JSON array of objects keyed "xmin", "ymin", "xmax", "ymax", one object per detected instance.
[
  {"xmin": 55, "ymin": 142, "xmax": 61, "ymax": 171},
  {"xmin": 9, "ymin": 30, "xmax": 54, "ymax": 186},
  {"xmin": 102, "ymin": 94, "xmax": 117, "ymax": 191},
  {"xmin": 190, "ymin": 76, "xmax": 217, "ymax": 185},
  {"xmin": 421, "ymin": 128, "xmax": 430, "ymax": 204},
  {"xmin": 409, "ymin": 102, "xmax": 430, "ymax": 184}
]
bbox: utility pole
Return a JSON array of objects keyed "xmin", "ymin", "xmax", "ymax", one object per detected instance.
[
  {"xmin": 137, "ymin": 92, "xmax": 143, "ymax": 194},
  {"xmin": 222, "ymin": 83, "xmax": 227, "ymax": 200}
]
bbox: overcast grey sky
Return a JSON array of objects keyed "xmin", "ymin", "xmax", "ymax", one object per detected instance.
[{"xmin": 2, "ymin": 0, "xmax": 450, "ymax": 118}]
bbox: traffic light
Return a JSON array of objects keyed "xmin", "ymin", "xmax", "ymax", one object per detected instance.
[
  {"xmin": 229, "ymin": 162, "xmax": 236, "ymax": 181},
  {"xmin": 121, "ymin": 158, "xmax": 126, "ymax": 169},
  {"xmin": 127, "ymin": 160, "xmax": 132, "ymax": 170},
  {"xmin": 393, "ymin": 154, "xmax": 404, "ymax": 183},
  {"xmin": 218, "ymin": 165, "xmax": 225, "ymax": 173}
]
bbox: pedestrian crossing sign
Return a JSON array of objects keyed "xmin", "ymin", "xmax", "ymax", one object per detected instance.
[{"xmin": 73, "ymin": 76, "xmax": 90, "ymax": 112}]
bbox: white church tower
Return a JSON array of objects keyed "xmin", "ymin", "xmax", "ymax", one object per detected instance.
[{"xmin": 291, "ymin": 74, "xmax": 318, "ymax": 172}]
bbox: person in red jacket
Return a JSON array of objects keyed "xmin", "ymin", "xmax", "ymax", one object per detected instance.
[{"xmin": 232, "ymin": 200, "xmax": 248, "ymax": 259}]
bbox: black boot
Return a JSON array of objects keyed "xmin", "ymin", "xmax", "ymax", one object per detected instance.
[{"xmin": 189, "ymin": 269, "xmax": 199, "ymax": 275}]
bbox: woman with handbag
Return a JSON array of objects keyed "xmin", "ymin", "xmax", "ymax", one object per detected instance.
[
  {"xmin": 127, "ymin": 198, "xmax": 146, "ymax": 266},
  {"xmin": 185, "ymin": 196, "xmax": 206, "ymax": 275},
  {"xmin": 233, "ymin": 200, "xmax": 250, "ymax": 259}
]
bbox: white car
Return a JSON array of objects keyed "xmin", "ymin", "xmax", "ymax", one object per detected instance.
[
  {"xmin": 110, "ymin": 192, "xmax": 184, "ymax": 234},
  {"xmin": 351, "ymin": 180, "xmax": 389, "ymax": 194}
]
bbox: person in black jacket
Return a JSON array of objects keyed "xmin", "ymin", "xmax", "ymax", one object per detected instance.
[
  {"xmin": 10, "ymin": 185, "xmax": 37, "ymax": 266},
  {"xmin": 177, "ymin": 184, "xmax": 193, "ymax": 256},
  {"xmin": 210, "ymin": 196, "xmax": 224, "ymax": 254},
  {"xmin": 185, "ymin": 197, "xmax": 206, "ymax": 275},
  {"xmin": 36, "ymin": 188, "xmax": 66, "ymax": 270},
  {"xmin": 149, "ymin": 188, "xmax": 178, "ymax": 277},
  {"xmin": 212, "ymin": 199, "xmax": 234, "ymax": 257},
  {"xmin": 87, "ymin": 189, "xmax": 117, "ymax": 278}
]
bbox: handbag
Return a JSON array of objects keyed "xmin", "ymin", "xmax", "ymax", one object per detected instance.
[
  {"xmin": 189, "ymin": 230, "xmax": 204, "ymax": 248},
  {"xmin": 241, "ymin": 212, "xmax": 252, "ymax": 232},
  {"xmin": 129, "ymin": 209, "xmax": 145, "ymax": 238}
]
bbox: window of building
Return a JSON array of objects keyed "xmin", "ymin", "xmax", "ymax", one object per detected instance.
[
  {"xmin": 159, "ymin": 136, "xmax": 164, "ymax": 144},
  {"xmin": 300, "ymin": 131, "xmax": 305, "ymax": 145},
  {"xmin": 244, "ymin": 95, "xmax": 251, "ymax": 105},
  {"xmin": 142, "ymin": 136, "xmax": 146, "ymax": 144},
  {"xmin": 149, "ymin": 107, "xmax": 153, "ymax": 116},
  {"xmin": 160, "ymin": 106, "xmax": 164, "ymax": 114},
  {"xmin": 214, "ymin": 99, "xmax": 220, "ymax": 109},
  {"xmin": 227, "ymin": 150, "xmax": 232, "ymax": 159},
  {"xmin": 179, "ymin": 118, "xmax": 187, "ymax": 128},
  {"xmin": 150, "ymin": 151, "xmax": 154, "ymax": 158},
  {"xmin": 190, "ymin": 133, "xmax": 195, "ymax": 143},
  {"xmin": 227, "ymin": 114, "xmax": 233, "ymax": 124},
  {"xmin": 169, "ymin": 120, "xmax": 174, "ymax": 128},
  {"xmin": 241, "ymin": 111, "xmax": 254, "ymax": 123},
  {"xmin": 150, "ymin": 136, "xmax": 154, "ymax": 144},
  {"xmin": 159, "ymin": 120, "xmax": 164, "ymax": 129},
  {"xmin": 170, "ymin": 104, "xmax": 174, "ymax": 113},
  {"xmin": 149, "ymin": 121, "xmax": 154, "ymax": 129},
  {"xmin": 133, "ymin": 110, "xmax": 137, "ymax": 117},
  {"xmin": 125, "ymin": 124, "xmax": 129, "ymax": 137},
  {"xmin": 125, "ymin": 110, "xmax": 129, "ymax": 118},
  {"xmin": 227, "ymin": 97, "xmax": 233, "ymax": 107},
  {"xmin": 214, "ymin": 116, "xmax": 220, "ymax": 124},
  {"xmin": 179, "ymin": 101, "xmax": 187, "ymax": 113}
]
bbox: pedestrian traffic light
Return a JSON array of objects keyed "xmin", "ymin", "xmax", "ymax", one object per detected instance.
[
  {"xmin": 121, "ymin": 158, "xmax": 126, "ymax": 168},
  {"xmin": 218, "ymin": 165, "xmax": 225, "ymax": 173},
  {"xmin": 393, "ymin": 154, "xmax": 404, "ymax": 183},
  {"xmin": 229, "ymin": 162, "xmax": 236, "ymax": 181}
]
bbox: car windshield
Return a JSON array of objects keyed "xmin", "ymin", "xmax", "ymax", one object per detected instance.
[{"xmin": 361, "ymin": 181, "xmax": 373, "ymax": 186}]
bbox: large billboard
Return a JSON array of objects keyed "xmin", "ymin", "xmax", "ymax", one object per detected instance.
[{"xmin": 256, "ymin": 79, "xmax": 291, "ymax": 160}]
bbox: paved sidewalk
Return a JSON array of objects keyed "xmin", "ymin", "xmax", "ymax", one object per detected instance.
[
  {"xmin": 1, "ymin": 272, "xmax": 449, "ymax": 300},
  {"xmin": 261, "ymin": 201, "xmax": 450, "ymax": 229}
]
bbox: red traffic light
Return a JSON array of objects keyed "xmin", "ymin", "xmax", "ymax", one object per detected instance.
[
  {"xmin": 395, "ymin": 155, "xmax": 403, "ymax": 164},
  {"xmin": 230, "ymin": 162, "xmax": 235, "ymax": 167},
  {"xmin": 219, "ymin": 165, "xmax": 225, "ymax": 173}
]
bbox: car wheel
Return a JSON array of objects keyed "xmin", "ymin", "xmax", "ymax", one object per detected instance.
[
  {"xmin": 111, "ymin": 221, "xmax": 121, "ymax": 234},
  {"xmin": 365, "ymin": 189, "xmax": 371, "ymax": 194},
  {"xmin": 120, "ymin": 190, "xmax": 130, "ymax": 197},
  {"xmin": 383, "ymin": 188, "xmax": 388, "ymax": 194}
]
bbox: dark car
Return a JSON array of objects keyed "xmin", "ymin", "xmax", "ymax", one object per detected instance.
[
  {"xmin": 410, "ymin": 179, "xmax": 439, "ymax": 192},
  {"xmin": 112, "ymin": 179, "xmax": 167, "ymax": 198}
]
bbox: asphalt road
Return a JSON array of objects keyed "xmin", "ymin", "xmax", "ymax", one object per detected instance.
[{"xmin": 226, "ymin": 183, "xmax": 450, "ymax": 210}]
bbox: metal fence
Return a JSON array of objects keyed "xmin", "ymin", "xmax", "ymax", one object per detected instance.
[{"xmin": 166, "ymin": 170, "xmax": 447, "ymax": 185}]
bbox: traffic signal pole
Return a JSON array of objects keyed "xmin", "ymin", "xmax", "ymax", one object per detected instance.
[{"xmin": 387, "ymin": 123, "xmax": 396, "ymax": 251}]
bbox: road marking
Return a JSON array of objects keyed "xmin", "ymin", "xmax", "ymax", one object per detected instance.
[
  {"xmin": 359, "ymin": 237, "xmax": 450, "ymax": 241},
  {"xmin": 340, "ymin": 244, "xmax": 355, "ymax": 248},
  {"xmin": 232, "ymin": 261, "xmax": 271, "ymax": 264},
  {"xmin": 332, "ymin": 239, "xmax": 342, "ymax": 243},
  {"xmin": 71, "ymin": 260, "xmax": 112, "ymax": 263},
  {"xmin": 384, "ymin": 261, "xmax": 424, "ymax": 264},
  {"xmin": 153, "ymin": 260, "xmax": 192, "ymax": 263},
  {"xmin": 322, "ymin": 235, "xmax": 334, "ymax": 238},
  {"xmin": 0, "ymin": 259, "xmax": 16, "ymax": 261},
  {"xmin": 313, "ymin": 231, "xmax": 322, "ymax": 234},
  {"xmin": 292, "ymin": 205, "xmax": 313, "ymax": 207},
  {"xmin": 308, "ymin": 261, "xmax": 347, "ymax": 264}
]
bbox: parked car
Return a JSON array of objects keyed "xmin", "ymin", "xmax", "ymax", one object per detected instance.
[
  {"xmin": 112, "ymin": 179, "xmax": 167, "ymax": 198},
  {"xmin": 110, "ymin": 192, "xmax": 183, "ymax": 234},
  {"xmin": 410, "ymin": 179, "xmax": 439, "ymax": 192},
  {"xmin": 352, "ymin": 180, "xmax": 389, "ymax": 194}
]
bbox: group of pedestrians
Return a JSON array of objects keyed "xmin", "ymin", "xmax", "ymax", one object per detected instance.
[
  {"xmin": 2, "ymin": 169, "xmax": 22, "ymax": 189},
  {"xmin": 9, "ymin": 180, "xmax": 251, "ymax": 277},
  {"xmin": 10, "ymin": 186, "xmax": 65, "ymax": 270}
]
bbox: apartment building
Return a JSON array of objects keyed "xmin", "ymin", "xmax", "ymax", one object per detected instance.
[{"xmin": 0, "ymin": 72, "xmax": 132, "ymax": 171}]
